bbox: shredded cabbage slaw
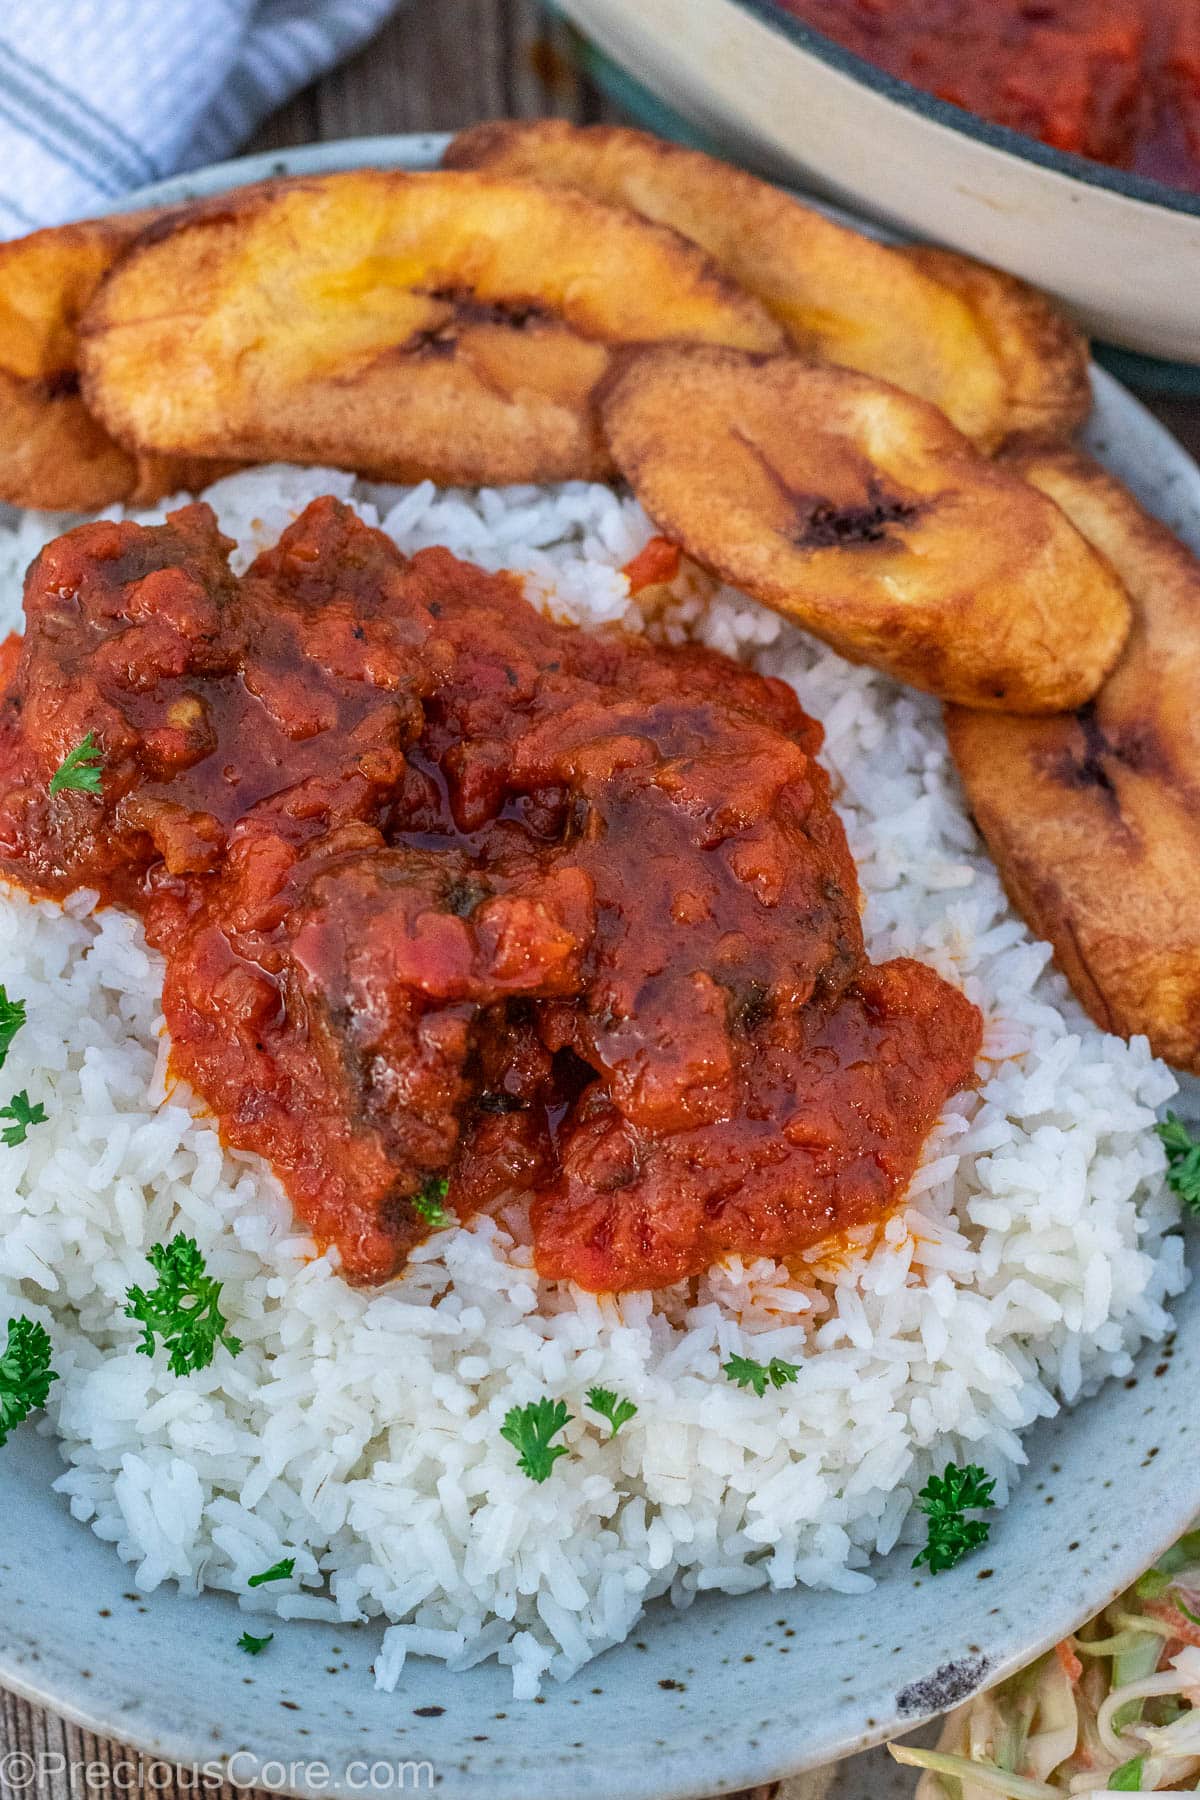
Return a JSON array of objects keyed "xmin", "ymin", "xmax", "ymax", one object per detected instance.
[{"xmin": 890, "ymin": 1530, "xmax": 1200, "ymax": 1794}]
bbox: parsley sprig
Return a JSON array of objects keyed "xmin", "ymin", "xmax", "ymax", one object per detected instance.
[
  {"xmin": 124, "ymin": 1234, "xmax": 243, "ymax": 1377},
  {"xmin": 722, "ymin": 1353, "xmax": 800, "ymax": 1397},
  {"xmin": 237, "ymin": 1631, "xmax": 274, "ymax": 1656},
  {"xmin": 0, "ymin": 996, "xmax": 42, "ymax": 1145},
  {"xmin": 412, "ymin": 1175, "xmax": 451, "ymax": 1229},
  {"xmin": 49, "ymin": 733, "xmax": 104, "ymax": 797},
  {"xmin": 912, "ymin": 1463, "xmax": 996, "ymax": 1574},
  {"xmin": 0, "ymin": 1316, "xmax": 57, "ymax": 1446},
  {"xmin": 248, "ymin": 1556, "xmax": 295, "ymax": 1589},
  {"xmin": 0, "ymin": 988, "xmax": 26, "ymax": 1071},
  {"xmin": 586, "ymin": 1386, "xmax": 638, "ymax": 1438},
  {"xmin": 0, "ymin": 1090, "xmax": 46, "ymax": 1147},
  {"xmin": 500, "ymin": 1397, "xmax": 572, "ymax": 1483},
  {"xmin": 1157, "ymin": 1112, "xmax": 1200, "ymax": 1213}
]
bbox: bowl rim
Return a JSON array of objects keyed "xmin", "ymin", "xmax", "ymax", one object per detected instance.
[{"xmin": 731, "ymin": 0, "xmax": 1200, "ymax": 220}]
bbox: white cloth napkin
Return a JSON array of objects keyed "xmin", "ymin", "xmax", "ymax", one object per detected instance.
[{"xmin": 0, "ymin": 0, "xmax": 404, "ymax": 236}]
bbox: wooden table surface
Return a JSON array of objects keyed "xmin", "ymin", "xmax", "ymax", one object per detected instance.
[{"xmin": 2, "ymin": 2, "xmax": 1197, "ymax": 1795}]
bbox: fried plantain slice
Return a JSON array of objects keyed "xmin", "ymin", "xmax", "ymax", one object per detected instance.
[
  {"xmin": 446, "ymin": 118, "xmax": 1083, "ymax": 451},
  {"xmin": 599, "ymin": 346, "xmax": 1129, "ymax": 713},
  {"xmin": 0, "ymin": 218, "xmax": 143, "ymax": 510},
  {"xmin": 947, "ymin": 446, "xmax": 1200, "ymax": 1071},
  {"xmin": 904, "ymin": 245, "xmax": 1091, "ymax": 442},
  {"xmin": 0, "ymin": 214, "xmax": 231, "ymax": 511},
  {"xmin": 79, "ymin": 170, "xmax": 785, "ymax": 488}
]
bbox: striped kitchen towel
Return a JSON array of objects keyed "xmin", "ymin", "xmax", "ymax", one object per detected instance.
[{"xmin": 0, "ymin": 0, "xmax": 404, "ymax": 237}]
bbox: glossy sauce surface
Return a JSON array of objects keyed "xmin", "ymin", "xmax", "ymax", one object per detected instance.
[
  {"xmin": 0, "ymin": 498, "xmax": 980, "ymax": 1290},
  {"xmin": 774, "ymin": 0, "xmax": 1200, "ymax": 193}
]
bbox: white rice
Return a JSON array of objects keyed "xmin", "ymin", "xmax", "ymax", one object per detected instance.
[{"xmin": 0, "ymin": 466, "xmax": 1186, "ymax": 1699}]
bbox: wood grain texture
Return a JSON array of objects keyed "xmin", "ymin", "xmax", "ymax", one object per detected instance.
[
  {"xmin": 248, "ymin": 0, "xmax": 619, "ymax": 148},
  {"xmin": 0, "ymin": 1, "xmax": 1195, "ymax": 1793}
]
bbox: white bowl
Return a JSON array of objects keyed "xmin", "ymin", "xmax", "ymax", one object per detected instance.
[{"xmin": 556, "ymin": 0, "xmax": 1200, "ymax": 363}]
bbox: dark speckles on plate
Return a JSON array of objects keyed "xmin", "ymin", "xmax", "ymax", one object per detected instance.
[{"xmin": 897, "ymin": 1655, "xmax": 991, "ymax": 1716}]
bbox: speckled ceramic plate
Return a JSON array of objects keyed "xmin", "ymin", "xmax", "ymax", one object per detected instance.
[{"xmin": 2, "ymin": 136, "xmax": 1199, "ymax": 1800}]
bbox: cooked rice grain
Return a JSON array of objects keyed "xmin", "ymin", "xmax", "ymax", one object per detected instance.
[{"xmin": 0, "ymin": 468, "xmax": 1185, "ymax": 1697}]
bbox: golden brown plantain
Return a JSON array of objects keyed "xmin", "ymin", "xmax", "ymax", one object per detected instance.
[
  {"xmin": 947, "ymin": 447, "xmax": 1200, "ymax": 1071},
  {"xmin": 903, "ymin": 245, "xmax": 1091, "ymax": 443},
  {"xmin": 446, "ymin": 118, "xmax": 1084, "ymax": 451},
  {"xmin": 79, "ymin": 170, "xmax": 785, "ymax": 488},
  {"xmin": 0, "ymin": 214, "xmax": 231, "ymax": 511},
  {"xmin": 599, "ymin": 346, "xmax": 1129, "ymax": 713}
]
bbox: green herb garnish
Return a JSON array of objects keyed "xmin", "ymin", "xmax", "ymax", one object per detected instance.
[
  {"xmin": 722, "ymin": 1353, "xmax": 800, "ymax": 1398},
  {"xmin": 0, "ymin": 988, "xmax": 27, "ymax": 1072},
  {"xmin": 586, "ymin": 1385, "xmax": 638, "ymax": 1438},
  {"xmin": 49, "ymin": 732, "xmax": 104, "ymax": 796},
  {"xmin": 500, "ymin": 1397, "xmax": 572, "ymax": 1483},
  {"xmin": 124, "ymin": 1234, "xmax": 243, "ymax": 1377},
  {"xmin": 0, "ymin": 1089, "xmax": 47, "ymax": 1147},
  {"xmin": 1108, "ymin": 1754, "xmax": 1145, "ymax": 1790},
  {"xmin": 1157, "ymin": 1112, "xmax": 1200, "ymax": 1213},
  {"xmin": 912, "ymin": 1463, "xmax": 996, "ymax": 1574},
  {"xmin": 412, "ymin": 1175, "xmax": 451, "ymax": 1228},
  {"xmin": 248, "ymin": 1556, "xmax": 295, "ymax": 1589},
  {"xmin": 237, "ymin": 1631, "xmax": 274, "ymax": 1656},
  {"xmin": 0, "ymin": 1316, "xmax": 57, "ymax": 1446}
]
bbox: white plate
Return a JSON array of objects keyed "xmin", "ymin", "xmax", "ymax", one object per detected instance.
[{"xmin": 1, "ymin": 135, "xmax": 1198, "ymax": 1800}]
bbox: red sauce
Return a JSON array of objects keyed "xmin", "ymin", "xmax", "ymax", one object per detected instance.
[
  {"xmin": 0, "ymin": 498, "xmax": 980, "ymax": 1291},
  {"xmin": 623, "ymin": 535, "xmax": 682, "ymax": 594},
  {"xmin": 773, "ymin": 0, "xmax": 1200, "ymax": 193}
]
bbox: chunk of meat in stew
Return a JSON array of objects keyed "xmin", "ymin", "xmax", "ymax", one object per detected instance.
[{"xmin": 0, "ymin": 497, "xmax": 981, "ymax": 1289}]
